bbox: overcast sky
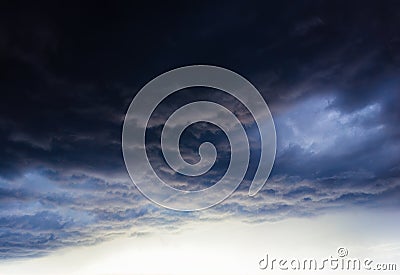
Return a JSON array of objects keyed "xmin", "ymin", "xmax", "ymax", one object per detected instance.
[{"xmin": 0, "ymin": 1, "xmax": 399, "ymax": 272}]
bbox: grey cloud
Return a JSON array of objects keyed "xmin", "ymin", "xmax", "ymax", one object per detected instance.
[{"xmin": 1, "ymin": 0, "xmax": 400, "ymax": 261}]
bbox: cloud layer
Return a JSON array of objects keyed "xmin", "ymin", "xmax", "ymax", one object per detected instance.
[{"xmin": 1, "ymin": 1, "xmax": 400, "ymax": 259}]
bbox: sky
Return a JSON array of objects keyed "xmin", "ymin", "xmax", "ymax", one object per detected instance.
[{"xmin": 0, "ymin": 1, "xmax": 400, "ymax": 274}]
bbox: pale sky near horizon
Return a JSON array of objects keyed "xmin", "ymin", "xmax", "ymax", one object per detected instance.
[{"xmin": 1, "ymin": 208, "xmax": 399, "ymax": 275}]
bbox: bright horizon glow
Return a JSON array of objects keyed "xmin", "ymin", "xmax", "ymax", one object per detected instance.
[{"xmin": 1, "ymin": 208, "xmax": 399, "ymax": 275}]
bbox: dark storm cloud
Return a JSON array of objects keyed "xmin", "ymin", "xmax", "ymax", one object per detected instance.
[{"xmin": 1, "ymin": 0, "xmax": 400, "ymax": 259}]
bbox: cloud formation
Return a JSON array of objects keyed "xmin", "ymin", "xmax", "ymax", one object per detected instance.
[{"xmin": 1, "ymin": 0, "xmax": 399, "ymax": 259}]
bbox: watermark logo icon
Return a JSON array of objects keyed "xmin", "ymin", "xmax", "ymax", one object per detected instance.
[
  {"xmin": 337, "ymin": 247, "xmax": 349, "ymax": 258},
  {"xmin": 122, "ymin": 65, "xmax": 276, "ymax": 211}
]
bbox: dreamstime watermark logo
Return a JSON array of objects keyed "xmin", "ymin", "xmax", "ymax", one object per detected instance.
[
  {"xmin": 259, "ymin": 247, "xmax": 397, "ymax": 272},
  {"xmin": 122, "ymin": 65, "xmax": 276, "ymax": 211}
]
